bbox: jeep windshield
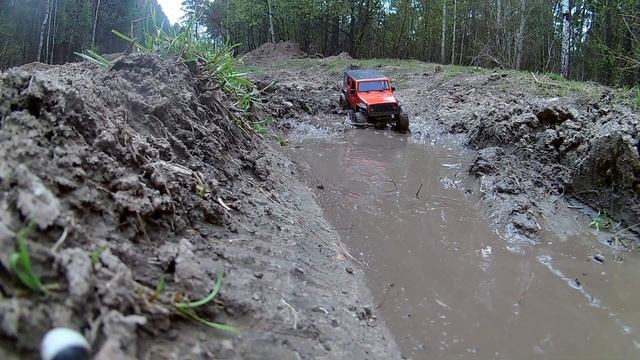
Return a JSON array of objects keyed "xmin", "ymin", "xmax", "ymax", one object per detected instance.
[{"xmin": 358, "ymin": 80, "xmax": 389, "ymax": 92}]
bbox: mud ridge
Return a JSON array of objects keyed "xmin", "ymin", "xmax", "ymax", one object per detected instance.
[{"xmin": 0, "ymin": 54, "xmax": 400, "ymax": 359}]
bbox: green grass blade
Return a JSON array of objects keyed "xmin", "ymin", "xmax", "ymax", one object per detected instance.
[
  {"xmin": 175, "ymin": 272, "xmax": 224, "ymax": 309},
  {"xmin": 74, "ymin": 52, "xmax": 109, "ymax": 68},
  {"xmin": 111, "ymin": 29, "xmax": 149, "ymax": 52},
  {"xmin": 9, "ymin": 222, "xmax": 45, "ymax": 293},
  {"xmin": 176, "ymin": 307, "xmax": 240, "ymax": 334}
]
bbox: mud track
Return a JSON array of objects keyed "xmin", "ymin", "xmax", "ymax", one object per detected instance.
[
  {"xmin": 0, "ymin": 54, "xmax": 400, "ymax": 359},
  {"xmin": 246, "ymin": 46, "xmax": 640, "ymax": 358},
  {"xmin": 252, "ymin": 57, "xmax": 640, "ymax": 249}
]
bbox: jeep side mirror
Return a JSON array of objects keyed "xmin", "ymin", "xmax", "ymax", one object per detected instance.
[{"xmin": 391, "ymin": 86, "xmax": 396, "ymax": 92}]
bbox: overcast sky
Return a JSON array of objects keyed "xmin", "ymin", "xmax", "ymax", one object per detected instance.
[{"xmin": 157, "ymin": 0, "xmax": 184, "ymax": 25}]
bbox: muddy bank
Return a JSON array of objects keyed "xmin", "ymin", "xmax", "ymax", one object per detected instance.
[
  {"xmin": 0, "ymin": 54, "xmax": 400, "ymax": 359},
  {"xmin": 245, "ymin": 45, "xmax": 640, "ymax": 248},
  {"xmin": 419, "ymin": 73, "xmax": 640, "ymax": 246}
]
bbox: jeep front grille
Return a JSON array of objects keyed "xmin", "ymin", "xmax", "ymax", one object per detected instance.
[{"xmin": 370, "ymin": 104, "xmax": 397, "ymax": 113}]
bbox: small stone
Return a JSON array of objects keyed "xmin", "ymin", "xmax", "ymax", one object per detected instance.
[
  {"xmin": 253, "ymin": 272, "xmax": 264, "ymax": 279},
  {"xmin": 594, "ymin": 254, "xmax": 605, "ymax": 264},
  {"xmin": 345, "ymin": 267, "xmax": 354, "ymax": 274},
  {"xmin": 317, "ymin": 184, "xmax": 325, "ymax": 190},
  {"xmin": 294, "ymin": 267, "xmax": 304, "ymax": 275},
  {"xmin": 331, "ymin": 319, "xmax": 339, "ymax": 328}
]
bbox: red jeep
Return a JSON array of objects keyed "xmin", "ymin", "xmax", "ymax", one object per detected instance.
[{"xmin": 339, "ymin": 69, "xmax": 409, "ymax": 132}]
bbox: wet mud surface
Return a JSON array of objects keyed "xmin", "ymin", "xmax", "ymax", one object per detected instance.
[
  {"xmin": 0, "ymin": 54, "xmax": 400, "ymax": 359},
  {"xmin": 248, "ymin": 44, "xmax": 640, "ymax": 359},
  {"xmin": 287, "ymin": 126, "xmax": 640, "ymax": 359}
]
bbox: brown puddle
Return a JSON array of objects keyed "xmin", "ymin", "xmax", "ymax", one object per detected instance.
[{"xmin": 287, "ymin": 125, "xmax": 640, "ymax": 359}]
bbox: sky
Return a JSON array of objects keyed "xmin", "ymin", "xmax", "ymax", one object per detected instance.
[{"xmin": 157, "ymin": 0, "xmax": 185, "ymax": 25}]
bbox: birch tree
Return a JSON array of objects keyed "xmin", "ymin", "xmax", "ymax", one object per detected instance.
[
  {"xmin": 441, "ymin": 0, "xmax": 447, "ymax": 63},
  {"xmin": 515, "ymin": 0, "xmax": 528, "ymax": 69},
  {"xmin": 37, "ymin": 0, "xmax": 51, "ymax": 62},
  {"xmin": 561, "ymin": 0, "xmax": 571, "ymax": 78},
  {"xmin": 92, "ymin": 0, "xmax": 101, "ymax": 48},
  {"xmin": 267, "ymin": 0, "xmax": 275, "ymax": 43},
  {"xmin": 451, "ymin": 0, "xmax": 457, "ymax": 64}
]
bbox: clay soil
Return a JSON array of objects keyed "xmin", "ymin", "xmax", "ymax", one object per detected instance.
[{"xmin": 0, "ymin": 54, "xmax": 400, "ymax": 359}]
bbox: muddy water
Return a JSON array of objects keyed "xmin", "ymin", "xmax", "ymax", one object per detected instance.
[{"xmin": 287, "ymin": 123, "xmax": 640, "ymax": 359}]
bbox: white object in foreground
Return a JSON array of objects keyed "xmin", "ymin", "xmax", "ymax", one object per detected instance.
[{"xmin": 41, "ymin": 327, "xmax": 90, "ymax": 360}]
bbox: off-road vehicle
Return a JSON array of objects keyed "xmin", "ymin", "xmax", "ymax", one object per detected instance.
[{"xmin": 339, "ymin": 69, "xmax": 409, "ymax": 132}]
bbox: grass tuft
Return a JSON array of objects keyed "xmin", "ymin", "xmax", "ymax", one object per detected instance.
[
  {"xmin": 590, "ymin": 210, "xmax": 613, "ymax": 232},
  {"xmin": 74, "ymin": 50, "xmax": 112, "ymax": 68},
  {"xmin": 174, "ymin": 272, "xmax": 239, "ymax": 334},
  {"xmin": 9, "ymin": 222, "xmax": 46, "ymax": 293}
]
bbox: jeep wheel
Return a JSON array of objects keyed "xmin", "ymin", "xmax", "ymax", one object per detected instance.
[
  {"xmin": 395, "ymin": 112, "xmax": 409, "ymax": 133},
  {"xmin": 339, "ymin": 93, "xmax": 349, "ymax": 110},
  {"xmin": 350, "ymin": 111, "xmax": 368, "ymax": 127}
]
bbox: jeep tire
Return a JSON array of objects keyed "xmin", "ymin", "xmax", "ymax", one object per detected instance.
[
  {"xmin": 395, "ymin": 112, "xmax": 409, "ymax": 133},
  {"xmin": 350, "ymin": 111, "xmax": 368, "ymax": 127},
  {"xmin": 339, "ymin": 93, "xmax": 349, "ymax": 110}
]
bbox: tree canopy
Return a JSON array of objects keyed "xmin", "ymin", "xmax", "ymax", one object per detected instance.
[
  {"xmin": 196, "ymin": 0, "xmax": 640, "ymax": 86},
  {"xmin": 2, "ymin": 0, "xmax": 639, "ymax": 86},
  {"xmin": 0, "ymin": 0, "xmax": 170, "ymax": 68}
]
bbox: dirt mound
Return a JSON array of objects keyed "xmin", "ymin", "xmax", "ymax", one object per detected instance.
[
  {"xmin": 243, "ymin": 41, "xmax": 306, "ymax": 66},
  {"xmin": 0, "ymin": 54, "xmax": 399, "ymax": 359},
  {"xmin": 409, "ymin": 71, "xmax": 640, "ymax": 245},
  {"xmin": 321, "ymin": 52, "xmax": 353, "ymax": 62}
]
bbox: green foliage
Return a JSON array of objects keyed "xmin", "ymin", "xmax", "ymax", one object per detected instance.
[
  {"xmin": 196, "ymin": 184, "xmax": 210, "ymax": 199},
  {"xmin": 590, "ymin": 210, "xmax": 613, "ymax": 232},
  {"xmin": 89, "ymin": 246, "xmax": 107, "ymax": 266},
  {"xmin": 250, "ymin": 116, "xmax": 274, "ymax": 136},
  {"xmin": 9, "ymin": 223, "xmax": 45, "ymax": 293},
  {"xmin": 174, "ymin": 272, "xmax": 239, "ymax": 333},
  {"xmin": 154, "ymin": 274, "xmax": 166, "ymax": 300},
  {"xmin": 112, "ymin": 17, "xmax": 259, "ymax": 121},
  {"xmin": 634, "ymin": 88, "xmax": 640, "ymax": 109},
  {"xmin": 74, "ymin": 50, "xmax": 112, "ymax": 68}
]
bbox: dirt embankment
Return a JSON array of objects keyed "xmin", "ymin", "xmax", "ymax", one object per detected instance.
[
  {"xmin": 0, "ymin": 54, "xmax": 400, "ymax": 359},
  {"xmin": 407, "ymin": 71, "xmax": 640, "ymax": 246},
  {"xmin": 244, "ymin": 42, "xmax": 640, "ymax": 248},
  {"xmin": 242, "ymin": 42, "xmax": 307, "ymax": 67}
]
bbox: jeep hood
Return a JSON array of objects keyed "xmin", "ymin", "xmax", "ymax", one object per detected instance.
[{"xmin": 358, "ymin": 91, "xmax": 397, "ymax": 105}]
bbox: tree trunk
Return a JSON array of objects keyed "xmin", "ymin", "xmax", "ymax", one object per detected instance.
[
  {"xmin": 37, "ymin": 0, "xmax": 51, "ymax": 62},
  {"xmin": 45, "ymin": 0, "xmax": 53, "ymax": 63},
  {"xmin": 451, "ymin": 0, "xmax": 456, "ymax": 64},
  {"xmin": 441, "ymin": 0, "xmax": 447, "ymax": 64},
  {"xmin": 496, "ymin": 0, "xmax": 502, "ymax": 45},
  {"xmin": 92, "ymin": 0, "xmax": 101, "ymax": 47},
  {"xmin": 49, "ymin": 0, "xmax": 58, "ymax": 64},
  {"xmin": 561, "ymin": 0, "xmax": 571, "ymax": 78},
  {"xmin": 267, "ymin": 0, "xmax": 275, "ymax": 43},
  {"xmin": 515, "ymin": 0, "xmax": 527, "ymax": 70}
]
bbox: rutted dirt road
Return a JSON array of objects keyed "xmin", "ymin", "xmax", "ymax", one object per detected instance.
[{"xmin": 249, "ymin": 42, "xmax": 640, "ymax": 359}]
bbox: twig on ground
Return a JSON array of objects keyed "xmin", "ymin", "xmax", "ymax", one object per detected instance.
[
  {"xmin": 415, "ymin": 178, "xmax": 424, "ymax": 199},
  {"xmin": 224, "ymin": 209, "xmax": 255, "ymax": 234},
  {"xmin": 51, "ymin": 227, "xmax": 68, "ymax": 253},
  {"xmin": 385, "ymin": 178, "xmax": 398, "ymax": 192},
  {"xmin": 281, "ymin": 299, "xmax": 300, "ymax": 330},
  {"xmin": 530, "ymin": 72, "xmax": 556, "ymax": 86},
  {"xmin": 334, "ymin": 241, "xmax": 366, "ymax": 267},
  {"xmin": 375, "ymin": 283, "xmax": 393, "ymax": 309},
  {"xmin": 217, "ymin": 197, "xmax": 233, "ymax": 211},
  {"xmin": 551, "ymin": 188, "xmax": 565, "ymax": 204}
]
